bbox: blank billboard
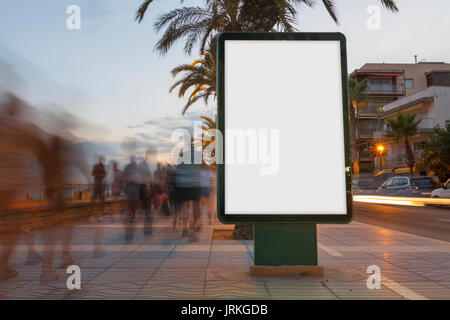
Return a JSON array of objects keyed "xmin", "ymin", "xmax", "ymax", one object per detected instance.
[{"xmin": 217, "ymin": 33, "xmax": 352, "ymax": 223}]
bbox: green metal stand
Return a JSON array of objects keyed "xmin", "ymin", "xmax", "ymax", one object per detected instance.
[{"xmin": 254, "ymin": 223, "xmax": 318, "ymax": 266}]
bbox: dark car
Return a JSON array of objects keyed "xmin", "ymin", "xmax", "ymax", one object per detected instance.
[
  {"xmin": 353, "ymin": 179, "xmax": 378, "ymax": 195},
  {"xmin": 377, "ymin": 176, "xmax": 438, "ymax": 197}
]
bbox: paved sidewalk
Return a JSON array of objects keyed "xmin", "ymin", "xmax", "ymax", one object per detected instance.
[{"xmin": 1, "ymin": 208, "xmax": 450, "ymax": 300}]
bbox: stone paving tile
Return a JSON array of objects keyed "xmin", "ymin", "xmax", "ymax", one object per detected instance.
[
  {"xmin": 265, "ymin": 281, "xmax": 335, "ymax": 299},
  {"xmin": 2, "ymin": 211, "xmax": 450, "ymax": 300},
  {"xmin": 136, "ymin": 281, "xmax": 204, "ymax": 300},
  {"xmin": 160, "ymin": 258, "xmax": 209, "ymax": 270},
  {"xmin": 204, "ymin": 281, "xmax": 270, "ymax": 300},
  {"xmin": 150, "ymin": 270, "xmax": 206, "ymax": 282},
  {"xmin": 208, "ymin": 259, "xmax": 251, "ymax": 268}
]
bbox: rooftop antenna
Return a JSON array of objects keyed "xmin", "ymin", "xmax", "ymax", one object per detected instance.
[{"xmin": 414, "ymin": 55, "xmax": 418, "ymax": 64}]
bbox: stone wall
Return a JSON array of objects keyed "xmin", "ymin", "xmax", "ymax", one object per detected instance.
[{"xmin": 0, "ymin": 200, "xmax": 129, "ymax": 234}]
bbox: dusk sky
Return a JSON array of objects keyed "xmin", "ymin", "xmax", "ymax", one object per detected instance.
[{"xmin": 1, "ymin": 0, "xmax": 449, "ymax": 164}]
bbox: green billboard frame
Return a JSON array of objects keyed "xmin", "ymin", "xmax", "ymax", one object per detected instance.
[{"xmin": 216, "ymin": 32, "xmax": 353, "ymax": 225}]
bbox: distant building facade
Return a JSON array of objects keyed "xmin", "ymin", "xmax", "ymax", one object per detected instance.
[
  {"xmin": 373, "ymin": 82, "xmax": 450, "ymax": 173},
  {"xmin": 350, "ymin": 62, "xmax": 450, "ymax": 172}
]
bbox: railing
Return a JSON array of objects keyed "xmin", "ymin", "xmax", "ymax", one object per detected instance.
[
  {"xmin": 373, "ymin": 118, "xmax": 438, "ymax": 139},
  {"xmin": 358, "ymin": 105, "xmax": 384, "ymax": 115},
  {"xmin": 25, "ymin": 184, "xmax": 112, "ymax": 202},
  {"xmin": 417, "ymin": 118, "xmax": 438, "ymax": 131},
  {"xmin": 358, "ymin": 128, "xmax": 374, "ymax": 139},
  {"xmin": 367, "ymin": 84, "xmax": 405, "ymax": 95},
  {"xmin": 359, "ymin": 153, "xmax": 373, "ymax": 162}
]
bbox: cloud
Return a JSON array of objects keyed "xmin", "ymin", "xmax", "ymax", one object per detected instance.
[{"xmin": 124, "ymin": 108, "xmax": 216, "ymax": 163}]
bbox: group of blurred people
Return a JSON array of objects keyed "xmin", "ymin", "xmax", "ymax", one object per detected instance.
[
  {"xmin": 0, "ymin": 93, "xmax": 92, "ymax": 282},
  {"xmin": 113, "ymin": 144, "xmax": 216, "ymax": 242},
  {"xmin": 0, "ymin": 93, "xmax": 217, "ymax": 283}
]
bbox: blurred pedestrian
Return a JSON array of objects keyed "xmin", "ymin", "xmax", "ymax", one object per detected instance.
[
  {"xmin": 200, "ymin": 163, "xmax": 215, "ymax": 225},
  {"xmin": 139, "ymin": 152, "xmax": 152, "ymax": 236},
  {"xmin": 112, "ymin": 161, "xmax": 124, "ymax": 199},
  {"xmin": 176, "ymin": 142, "xmax": 202, "ymax": 241},
  {"xmin": 0, "ymin": 94, "xmax": 48, "ymax": 280},
  {"xmin": 92, "ymin": 156, "xmax": 107, "ymax": 202},
  {"xmin": 124, "ymin": 156, "xmax": 139, "ymax": 222}
]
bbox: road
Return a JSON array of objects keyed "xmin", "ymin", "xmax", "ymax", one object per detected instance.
[{"xmin": 354, "ymin": 201, "xmax": 450, "ymax": 242}]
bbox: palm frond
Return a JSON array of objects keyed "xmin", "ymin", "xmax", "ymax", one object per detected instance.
[{"xmin": 135, "ymin": 0, "xmax": 155, "ymax": 23}]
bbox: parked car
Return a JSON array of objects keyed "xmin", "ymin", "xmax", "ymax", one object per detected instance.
[
  {"xmin": 352, "ymin": 179, "xmax": 378, "ymax": 195},
  {"xmin": 377, "ymin": 176, "xmax": 438, "ymax": 197},
  {"xmin": 431, "ymin": 179, "xmax": 450, "ymax": 199}
]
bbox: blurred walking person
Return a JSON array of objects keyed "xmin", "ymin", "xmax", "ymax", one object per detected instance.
[
  {"xmin": 92, "ymin": 156, "xmax": 107, "ymax": 202},
  {"xmin": 0, "ymin": 94, "xmax": 48, "ymax": 280},
  {"xmin": 167, "ymin": 165, "xmax": 181, "ymax": 227},
  {"xmin": 139, "ymin": 151, "xmax": 152, "ymax": 236},
  {"xmin": 200, "ymin": 163, "xmax": 215, "ymax": 226},
  {"xmin": 111, "ymin": 161, "xmax": 124, "ymax": 199},
  {"xmin": 176, "ymin": 141, "xmax": 202, "ymax": 241},
  {"xmin": 124, "ymin": 156, "xmax": 139, "ymax": 223}
]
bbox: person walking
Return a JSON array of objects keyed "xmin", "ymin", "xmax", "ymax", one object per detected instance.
[
  {"xmin": 139, "ymin": 154, "xmax": 152, "ymax": 236},
  {"xmin": 124, "ymin": 156, "xmax": 139, "ymax": 222},
  {"xmin": 0, "ymin": 94, "xmax": 48, "ymax": 280},
  {"xmin": 91, "ymin": 156, "xmax": 107, "ymax": 202},
  {"xmin": 111, "ymin": 161, "xmax": 124, "ymax": 199}
]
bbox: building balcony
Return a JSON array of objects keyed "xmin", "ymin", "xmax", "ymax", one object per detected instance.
[
  {"xmin": 358, "ymin": 128, "xmax": 374, "ymax": 140},
  {"xmin": 359, "ymin": 154, "xmax": 374, "ymax": 162},
  {"xmin": 357, "ymin": 105, "xmax": 384, "ymax": 117},
  {"xmin": 367, "ymin": 85, "xmax": 405, "ymax": 96},
  {"xmin": 417, "ymin": 118, "xmax": 438, "ymax": 132},
  {"xmin": 372, "ymin": 118, "xmax": 437, "ymax": 140}
]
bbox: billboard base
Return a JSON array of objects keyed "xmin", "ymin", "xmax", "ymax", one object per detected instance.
[{"xmin": 254, "ymin": 223, "xmax": 318, "ymax": 266}]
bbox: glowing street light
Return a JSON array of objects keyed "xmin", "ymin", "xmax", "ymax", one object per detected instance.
[{"xmin": 375, "ymin": 143, "xmax": 386, "ymax": 171}]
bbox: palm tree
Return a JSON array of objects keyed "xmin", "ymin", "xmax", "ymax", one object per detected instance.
[
  {"xmin": 198, "ymin": 114, "xmax": 217, "ymax": 164},
  {"xmin": 170, "ymin": 40, "xmax": 217, "ymax": 114},
  {"xmin": 136, "ymin": 0, "xmax": 399, "ymax": 54},
  {"xmin": 136, "ymin": 0, "xmax": 399, "ymax": 240},
  {"xmin": 348, "ymin": 77, "xmax": 368, "ymax": 175},
  {"xmin": 386, "ymin": 112, "xmax": 421, "ymax": 175},
  {"xmin": 136, "ymin": 0, "xmax": 241, "ymax": 54}
]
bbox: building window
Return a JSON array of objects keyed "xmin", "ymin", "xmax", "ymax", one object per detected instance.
[
  {"xmin": 405, "ymin": 79, "xmax": 414, "ymax": 89},
  {"xmin": 368, "ymin": 79, "xmax": 394, "ymax": 91}
]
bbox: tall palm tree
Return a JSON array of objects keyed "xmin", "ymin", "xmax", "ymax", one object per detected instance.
[
  {"xmin": 136, "ymin": 0, "xmax": 398, "ymax": 240},
  {"xmin": 386, "ymin": 112, "xmax": 421, "ymax": 175},
  {"xmin": 170, "ymin": 40, "xmax": 217, "ymax": 114},
  {"xmin": 348, "ymin": 77, "xmax": 368, "ymax": 175},
  {"xmin": 136, "ymin": 0, "xmax": 399, "ymax": 54}
]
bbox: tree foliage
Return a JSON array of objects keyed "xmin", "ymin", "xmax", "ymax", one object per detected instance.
[
  {"xmin": 135, "ymin": 0, "xmax": 398, "ymax": 55},
  {"xmin": 416, "ymin": 120, "xmax": 450, "ymax": 182},
  {"xmin": 386, "ymin": 112, "xmax": 421, "ymax": 175}
]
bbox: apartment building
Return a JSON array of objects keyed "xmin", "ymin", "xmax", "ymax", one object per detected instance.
[
  {"xmin": 350, "ymin": 62, "xmax": 450, "ymax": 172},
  {"xmin": 373, "ymin": 72, "xmax": 450, "ymax": 173}
]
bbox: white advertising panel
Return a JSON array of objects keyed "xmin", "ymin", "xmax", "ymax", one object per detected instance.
[{"xmin": 217, "ymin": 33, "xmax": 351, "ymax": 223}]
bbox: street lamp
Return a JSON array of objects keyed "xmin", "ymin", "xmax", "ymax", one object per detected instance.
[{"xmin": 376, "ymin": 145, "xmax": 385, "ymax": 171}]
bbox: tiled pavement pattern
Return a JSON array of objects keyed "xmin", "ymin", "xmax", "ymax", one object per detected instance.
[{"xmin": 1, "ymin": 208, "xmax": 450, "ymax": 300}]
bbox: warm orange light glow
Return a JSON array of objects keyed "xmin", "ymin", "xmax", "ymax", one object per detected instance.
[
  {"xmin": 377, "ymin": 145, "xmax": 384, "ymax": 152},
  {"xmin": 353, "ymin": 195, "xmax": 450, "ymax": 207}
]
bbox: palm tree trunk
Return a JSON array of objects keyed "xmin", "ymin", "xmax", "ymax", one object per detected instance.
[
  {"xmin": 239, "ymin": 0, "xmax": 280, "ymax": 31},
  {"xmin": 232, "ymin": 224, "xmax": 253, "ymax": 240},
  {"xmin": 404, "ymin": 137, "xmax": 415, "ymax": 176}
]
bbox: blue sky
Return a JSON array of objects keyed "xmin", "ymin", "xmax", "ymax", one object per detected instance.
[{"xmin": 0, "ymin": 0, "xmax": 449, "ymax": 163}]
